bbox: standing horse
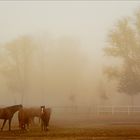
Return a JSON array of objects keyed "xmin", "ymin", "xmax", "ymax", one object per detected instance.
[
  {"xmin": 0, "ymin": 104, "xmax": 23, "ymax": 131},
  {"xmin": 18, "ymin": 108, "xmax": 31, "ymax": 130},
  {"xmin": 18, "ymin": 107, "xmax": 40, "ymax": 130},
  {"xmin": 40, "ymin": 106, "xmax": 51, "ymax": 131}
]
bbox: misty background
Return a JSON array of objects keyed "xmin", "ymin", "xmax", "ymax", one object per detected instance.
[{"xmin": 0, "ymin": 1, "xmax": 140, "ymax": 108}]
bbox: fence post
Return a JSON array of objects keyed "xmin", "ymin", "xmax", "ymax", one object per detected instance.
[
  {"xmin": 112, "ymin": 106, "xmax": 114, "ymax": 115},
  {"xmin": 97, "ymin": 105, "xmax": 99, "ymax": 115},
  {"xmin": 127, "ymin": 106, "xmax": 130, "ymax": 115}
]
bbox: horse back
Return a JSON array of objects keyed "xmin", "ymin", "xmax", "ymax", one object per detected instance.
[{"xmin": 0, "ymin": 108, "xmax": 13, "ymax": 119}]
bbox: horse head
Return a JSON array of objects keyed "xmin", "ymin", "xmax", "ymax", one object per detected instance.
[{"xmin": 15, "ymin": 104, "xmax": 23, "ymax": 110}]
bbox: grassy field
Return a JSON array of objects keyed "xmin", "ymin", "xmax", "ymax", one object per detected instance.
[
  {"xmin": 1, "ymin": 113, "xmax": 140, "ymax": 140},
  {"xmin": 1, "ymin": 124, "xmax": 140, "ymax": 140}
]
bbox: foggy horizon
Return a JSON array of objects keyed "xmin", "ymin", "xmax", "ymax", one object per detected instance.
[{"xmin": 0, "ymin": 1, "xmax": 140, "ymax": 107}]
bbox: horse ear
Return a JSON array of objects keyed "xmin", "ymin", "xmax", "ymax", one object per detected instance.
[{"xmin": 41, "ymin": 105, "xmax": 45, "ymax": 108}]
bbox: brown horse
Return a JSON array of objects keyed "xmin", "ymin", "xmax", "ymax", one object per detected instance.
[
  {"xmin": 40, "ymin": 106, "xmax": 51, "ymax": 131},
  {"xmin": 0, "ymin": 104, "xmax": 23, "ymax": 131},
  {"xmin": 18, "ymin": 107, "xmax": 40, "ymax": 130},
  {"xmin": 29, "ymin": 107, "xmax": 41, "ymax": 124}
]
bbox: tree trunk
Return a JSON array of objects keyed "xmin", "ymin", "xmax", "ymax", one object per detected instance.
[
  {"xmin": 130, "ymin": 95, "xmax": 134, "ymax": 114},
  {"xmin": 131, "ymin": 95, "xmax": 134, "ymax": 107}
]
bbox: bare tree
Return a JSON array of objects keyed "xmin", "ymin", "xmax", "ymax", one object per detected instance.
[
  {"xmin": 2, "ymin": 36, "xmax": 36, "ymax": 104},
  {"xmin": 104, "ymin": 10, "xmax": 140, "ymax": 106},
  {"xmin": 98, "ymin": 80, "xmax": 108, "ymax": 106}
]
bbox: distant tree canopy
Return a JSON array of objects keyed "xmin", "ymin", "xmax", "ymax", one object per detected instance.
[
  {"xmin": 104, "ymin": 10, "xmax": 140, "ymax": 104},
  {"xmin": 0, "ymin": 35, "xmax": 84, "ymax": 105},
  {"xmin": 0, "ymin": 36, "xmax": 36, "ymax": 104}
]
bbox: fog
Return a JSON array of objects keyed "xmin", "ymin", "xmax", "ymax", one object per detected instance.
[{"xmin": 0, "ymin": 1, "xmax": 140, "ymax": 108}]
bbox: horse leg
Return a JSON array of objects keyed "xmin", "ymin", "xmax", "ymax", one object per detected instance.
[
  {"xmin": 1, "ymin": 119, "xmax": 7, "ymax": 131},
  {"xmin": 45, "ymin": 123, "xmax": 49, "ymax": 131},
  {"xmin": 43, "ymin": 122, "xmax": 45, "ymax": 131},
  {"xmin": 46, "ymin": 124, "xmax": 49, "ymax": 131},
  {"xmin": 42, "ymin": 122, "xmax": 45, "ymax": 131},
  {"xmin": 41, "ymin": 120, "xmax": 43, "ymax": 131},
  {"xmin": 27, "ymin": 121, "xmax": 30, "ymax": 131},
  {"xmin": 19, "ymin": 121, "xmax": 22, "ymax": 129},
  {"xmin": 39, "ymin": 117, "xmax": 41, "ymax": 123},
  {"xmin": 9, "ymin": 118, "xmax": 12, "ymax": 131},
  {"xmin": 21, "ymin": 123, "xmax": 25, "ymax": 130},
  {"xmin": 23, "ymin": 123, "xmax": 25, "ymax": 130},
  {"xmin": 44, "ymin": 125, "xmax": 46, "ymax": 131},
  {"xmin": 31, "ymin": 117, "xmax": 35, "ymax": 125}
]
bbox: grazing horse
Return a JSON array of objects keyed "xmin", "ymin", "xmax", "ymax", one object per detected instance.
[
  {"xmin": 40, "ymin": 106, "xmax": 51, "ymax": 131},
  {"xmin": 18, "ymin": 107, "xmax": 40, "ymax": 130},
  {"xmin": 0, "ymin": 104, "xmax": 23, "ymax": 131},
  {"xmin": 29, "ymin": 108, "xmax": 41, "ymax": 124}
]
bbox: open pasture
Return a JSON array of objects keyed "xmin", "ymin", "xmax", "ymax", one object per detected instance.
[
  {"xmin": 0, "ymin": 124, "xmax": 140, "ymax": 140},
  {"xmin": 1, "ymin": 114, "xmax": 140, "ymax": 140}
]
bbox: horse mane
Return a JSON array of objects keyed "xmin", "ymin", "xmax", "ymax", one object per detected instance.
[
  {"xmin": 6, "ymin": 104, "xmax": 22, "ymax": 109},
  {"xmin": 5, "ymin": 104, "xmax": 23, "ymax": 113}
]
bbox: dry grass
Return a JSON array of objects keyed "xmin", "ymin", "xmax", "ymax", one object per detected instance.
[
  {"xmin": 0, "ymin": 124, "xmax": 140, "ymax": 140},
  {"xmin": 1, "ymin": 114, "xmax": 140, "ymax": 139}
]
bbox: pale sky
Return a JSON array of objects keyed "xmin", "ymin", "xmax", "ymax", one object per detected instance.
[
  {"xmin": 0, "ymin": 1, "xmax": 139, "ymax": 64},
  {"xmin": 0, "ymin": 1, "xmax": 139, "ymax": 45}
]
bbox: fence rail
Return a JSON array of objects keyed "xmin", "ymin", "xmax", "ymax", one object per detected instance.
[
  {"xmin": 52, "ymin": 106, "xmax": 140, "ymax": 115},
  {"xmin": 97, "ymin": 106, "xmax": 140, "ymax": 115}
]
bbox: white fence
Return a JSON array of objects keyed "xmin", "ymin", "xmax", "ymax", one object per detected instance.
[
  {"xmin": 52, "ymin": 106, "xmax": 140, "ymax": 116},
  {"xmin": 50, "ymin": 106, "xmax": 140, "ymax": 126},
  {"xmin": 97, "ymin": 106, "xmax": 140, "ymax": 115}
]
